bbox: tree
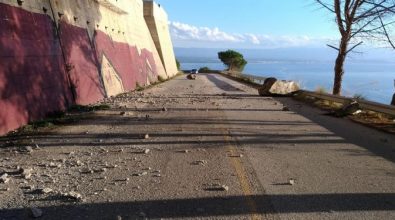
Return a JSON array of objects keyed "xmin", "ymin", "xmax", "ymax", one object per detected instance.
[
  {"xmin": 316, "ymin": 0, "xmax": 395, "ymax": 95},
  {"xmin": 176, "ymin": 59, "xmax": 181, "ymax": 71},
  {"xmin": 218, "ymin": 50, "xmax": 247, "ymax": 72}
]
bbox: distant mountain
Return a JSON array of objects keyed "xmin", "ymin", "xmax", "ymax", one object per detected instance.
[{"xmin": 174, "ymin": 47, "xmax": 395, "ymax": 63}]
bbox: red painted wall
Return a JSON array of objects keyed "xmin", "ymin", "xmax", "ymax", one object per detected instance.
[
  {"xmin": 0, "ymin": 4, "xmax": 164, "ymax": 135},
  {"xmin": 0, "ymin": 3, "xmax": 72, "ymax": 134},
  {"xmin": 94, "ymin": 30, "xmax": 158, "ymax": 90},
  {"xmin": 58, "ymin": 20, "xmax": 105, "ymax": 105}
]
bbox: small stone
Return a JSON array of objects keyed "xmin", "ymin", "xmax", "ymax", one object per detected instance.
[
  {"xmin": 192, "ymin": 160, "xmax": 207, "ymax": 165},
  {"xmin": 162, "ymin": 107, "xmax": 167, "ymax": 112},
  {"xmin": 117, "ymin": 178, "xmax": 130, "ymax": 182},
  {"xmin": 30, "ymin": 207, "xmax": 43, "ymax": 218},
  {"xmin": 34, "ymin": 144, "xmax": 40, "ymax": 149},
  {"xmin": 220, "ymin": 185, "xmax": 229, "ymax": 191},
  {"xmin": 79, "ymin": 168, "xmax": 94, "ymax": 174},
  {"xmin": 120, "ymin": 111, "xmax": 126, "ymax": 116},
  {"xmin": 282, "ymin": 106, "xmax": 290, "ymax": 111},
  {"xmin": 48, "ymin": 162, "xmax": 57, "ymax": 168},
  {"xmin": 0, "ymin": 173, "xmax": 9, "ymax": 184},
  {"xmin": 143, "ymin": 149, "xmax": 150, "ymax": 154},
  {"xmin": 134, "ymin": 171, "xmax": 148, "ymax": 177},
  {"xmin": 153, "ymin": 174, "xmax": 161, "ymax": 177},
  {"xmin": 206, "ymin": 184, "xmax": 229, "ymax": 191},
  {"xmin": 144, "ymin": 134, "xmax": 150, "ymax": 139},
  {"xmin": 24, "ymin": 146, "xmax": 34, "ymax": 153},
  {"xmin": 62, "ymin": 191, "xmax": 83, "ymax": 201},
  {"xmin": 229, "ymin": 154, "xmax": 243, "ymax": 158},
  {"xmin": 22, "ymin": 168, "xmax": 33, "ymax": 180},
  {"xmin": 39, "ymin": 188, "xmax": 53, "ymax": 194},
  {"xmin": 289, "ymin": 178, "xmax": 296, "ymax": 185}
]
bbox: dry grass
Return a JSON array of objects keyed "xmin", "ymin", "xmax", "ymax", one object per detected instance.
[{"xmin": 294, "ymin": 92, "xmax": 395, "ymax": 134}]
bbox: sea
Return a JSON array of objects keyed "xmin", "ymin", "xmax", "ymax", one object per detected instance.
[{"xmin": 176, "ymin": 48, "xmax": 395, "ymax": 104}]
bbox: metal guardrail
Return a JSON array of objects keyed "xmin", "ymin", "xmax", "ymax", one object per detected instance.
[
  {"xmin": 224, "ymin": 72, "xmax": 395, "ymax": 117},
  {"xmin": 222, "ymin": 71, "xmax": 395, "ymax": 117},
  {"xmin": 299, "ymin": 90, "xmax": 395, "ymax": 117}
]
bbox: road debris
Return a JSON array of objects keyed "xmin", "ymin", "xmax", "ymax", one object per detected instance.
[
  {"xmin": 61, "ymin": 191, "xmax": 83, "ymax": 201},
  {"xmin": 205, "ymin": 184, "xmax": 229, "ymax": 191},
  {"xmin": 192, "ymin": 160, "xmax": 207, "ymax": 165},
  {"xmin": 133, "ymin": 171, "xmax": 148, "ymax": 177},
  {"xmin": 0, "ymin": 173, "xmax": 9, "ymax": 184},
  {"xmin": 38, "ymin": 188, "xmax": 53, "ymax": 194}
]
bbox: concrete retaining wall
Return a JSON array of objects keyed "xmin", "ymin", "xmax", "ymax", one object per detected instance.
[{"xmin": 0, "ymin": 0, "xmax": 177, "ymax": 135}]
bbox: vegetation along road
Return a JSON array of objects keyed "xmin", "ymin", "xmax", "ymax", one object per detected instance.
[{"xmin": 1, "ymin": 74, "xmax": 395, "ymax": 219}]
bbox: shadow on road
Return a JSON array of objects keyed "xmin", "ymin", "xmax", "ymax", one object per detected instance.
[
  {"xmin": 277, "ymin": 97, "xmax": 395, "ymax": 164},
  {"xmin": 206, "ymin": 74, "xmax": 244, "ymax": 92},
  {"xmin": 1, "ymin": 193, "xmax": 394, "ymax": 219}
]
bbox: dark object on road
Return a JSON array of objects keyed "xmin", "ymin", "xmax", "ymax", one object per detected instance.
[
  {"xmin": 190, "ymin": 69, "xmax": 199, "ymax": 74},
  {"xmin": 187, "ymin": 74, "xmax": 196, "ymax": 80},
  {"xmin": 391, "ymin": 93, "xmax": 395, "ymax": 106},
  {"xmin": 258, "ymin": 77, "xmax": 299, "ymax": 96},
  {"xmin": 282, "ymin": 106, "xmax": 290, "ymax": 111},
  {"xmin": 326, "ymin": 100, "xmax": 361, "ymax": 117}
]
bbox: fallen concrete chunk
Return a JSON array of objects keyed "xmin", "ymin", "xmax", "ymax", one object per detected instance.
[
  {"xmin": 22, "ymin": 168, "xmax": 33, "ymax": 180},
  {"xmin": 133, "ymin": 171, "xmax": 148, "ymax": 177},
  {"xmin": 0, "ymin": 173, "xmax": 9, "ymax": 184},
  {"xmin": 187, "ymin": 74, "xmax": 196, "ymax": 80},
  {"xmin": 205, "ymin": 184, "xmax": 229, "ymax": 191},
  {"xmin": 282, "ymin": 106, "xmax": 290, "ymax": 111},
  {"xmin": 258, "ymin": 77, "xmax": 299, "ymax": 96},
  {"xmin": 23, "ymin": 146, "xmax": 34, "ymax": 153},
  {"xmin": 39, "ymin": 188, "xmax": 53, "ymax": 194},
  {"xmin": 192, "ymin": 160, "xmax": 207, "ymax": 165},
  {"xmin": 61, "ymin": 191, "xmax": 83, "ymax": 201}
]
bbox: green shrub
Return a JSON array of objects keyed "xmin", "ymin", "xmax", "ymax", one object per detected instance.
[
  {"xmin": 218, "ymin": 50, "xmax": 247, "ymax": 72},
  {"xmin": 176, "ymin": 59, "xmax": 181, "ymax": 71},
  {"xmin": 198, "ymin": 67, "xmax": 211, "ymax": 73},
  {"xmin": 353, "ymin": 93, "xmax": 366, "ymax": 100}
]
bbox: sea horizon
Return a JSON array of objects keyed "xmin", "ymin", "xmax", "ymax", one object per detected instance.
[{"xmin": 175, "ymin": 47, "xmax": 395, "ymax": 105}]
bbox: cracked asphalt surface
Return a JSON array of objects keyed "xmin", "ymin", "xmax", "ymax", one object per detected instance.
[{"xmin": 0, "ymin": 73, "xmax": 394, "ymax": 220}]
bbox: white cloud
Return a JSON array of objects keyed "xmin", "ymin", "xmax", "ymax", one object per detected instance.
[
  {"xmin": 169, "ymin": 21, "xmax": 334, "ymax": 48},
  {"xmin": 170, "ymin": 22, "xmax": 244, "ymax": 43}
]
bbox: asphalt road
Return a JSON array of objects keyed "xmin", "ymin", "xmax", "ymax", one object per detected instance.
[{"xmin": 0, "ymin": 73, "xmax": 394, "ymax": 220}]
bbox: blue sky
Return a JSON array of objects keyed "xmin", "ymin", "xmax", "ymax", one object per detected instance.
[{"xmin": 155, "ymin": 0, "xmax": 339, "ymax": 49}]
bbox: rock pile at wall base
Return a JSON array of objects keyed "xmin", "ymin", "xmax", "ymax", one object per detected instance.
[{"xmin": 0, "ymin": 0, "xmax": 177, "ymax": 135}]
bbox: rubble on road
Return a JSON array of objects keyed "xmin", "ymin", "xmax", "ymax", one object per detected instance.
[{"xmin": 187, "ymin": 74, "xmax": 196, "ymax": 80}]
